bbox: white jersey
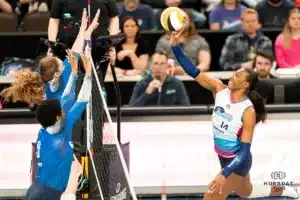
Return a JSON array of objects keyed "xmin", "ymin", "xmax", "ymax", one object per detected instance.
[{"xmin": 212, "ymin": 88, "xmax": 253, "ymax": 158}]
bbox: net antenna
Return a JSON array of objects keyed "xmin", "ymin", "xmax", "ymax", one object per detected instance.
[{"xmin": 86, "ymin": 34, "xmax": 138, "ymax": 200}]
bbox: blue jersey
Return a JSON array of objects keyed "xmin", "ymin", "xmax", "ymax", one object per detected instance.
[{"xmin": 35, "ymin": 73, "xmax": 91, "ymax": 192}]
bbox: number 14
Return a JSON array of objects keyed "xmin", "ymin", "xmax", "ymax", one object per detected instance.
[{"xmin": 221, "ymin": 121, "xmax": 228, "ymax": 130}]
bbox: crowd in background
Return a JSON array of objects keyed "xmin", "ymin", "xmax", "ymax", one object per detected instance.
[{"xmin": 1, "ymin": 0, "xmax": 300, "ymax": 107}]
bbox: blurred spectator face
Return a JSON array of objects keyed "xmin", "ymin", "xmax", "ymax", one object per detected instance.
[
  {"xmin": 254, "ymin": 55, "xmax": 272, "ymax": 79},
  {"xmin": 241, "ymin": 9, "xmax": 259, "ymax": 35},
  {"xmin": 123, "ymin": 18, "xmax": 139, "ymax": 38},
  {"xmin": 125, "ymin": 0, "xmax": 139, "ymax": 12},
  {"xmin": 165, "ymin": 0, "xmax": 181, "ymax": 7},
  {"xmin": 288, "ymin": 11, "xmax": 300, "ymax": 29},
  {"xmin": 178, "ymin": 11, "xmax": 197, "ymax": 39},
  {"xmin": 223, "ymin": 0, "xmax": 237, "ymax": 5},
  {"xmin": 150, "ymin": 53, "xmax": 168, "ymax": 79}
]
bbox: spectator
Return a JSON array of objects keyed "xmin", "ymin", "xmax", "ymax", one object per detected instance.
[
  {"xmin": 219, "ymin": 8, "xmax": 272, "ymax": 71},
  {"xmin": 21, "ymin": 0, "xmax": 49, "ymax": 13},
  {"xmin": 119, "ymin": 0, "xmax": 155, "ymax": 30},
  {"xmin": 209, "ymin": 0, "xmax": 246, "ymax": 31},
  {"xmin": 253, "ymin": 51, "xmax": 275, "ymax": 79},
  {"xmin": 275, "ymin": 8, "xmax": 300, "ymax": 69},
  {"xmin": 0, "ymin": 0, "xmax": 14, "ymax": 12},
  {"xmin": 0, "ymin": 0, "xmax": 31, "ymax": 18},
  {"xmin": 256, "ymin": 0, "xmax": 295, "ymax": 28},
  {"xmin": 251, "ymin": 51, "xmax": 275, "ymax": 103},
  {"xmin": 129, "ymin": 51, "xmax": 190, "ymax": 106},
  {"xmin": 115, "ymin": 16, "xmax": 150, "ymax": 76},
  {"xmin": 156, "ymin": 11, "xmax": 211, "ymax": 74},
  {"xmin": 153, "ymin": 0, "xmax": 206, "ymax": 29}
]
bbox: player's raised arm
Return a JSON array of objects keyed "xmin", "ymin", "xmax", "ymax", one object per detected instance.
[
  {"xmin": 70, "ymin": 8, "xmax": 99, "ymax": 56},
  {"xmin": 170, "ymin": 31, "xmax": 226, "ymax": 95},
  {"xmin": 62, "ymin": 48, "xmax": 92, "ymax": 135},
  {"xmin": 60, "ymin": 49, "xmax": 79, "ymax": 113}
]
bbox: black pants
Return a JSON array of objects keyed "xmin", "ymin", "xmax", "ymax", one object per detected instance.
[{"xmin": 26, "ymin": 182, "xmax": 63, "ymax": 200}]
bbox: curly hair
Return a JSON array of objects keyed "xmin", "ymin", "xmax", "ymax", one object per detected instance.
[{"xmin": 0, "ymin": 68, "xmax": 45, "ymax": 104}]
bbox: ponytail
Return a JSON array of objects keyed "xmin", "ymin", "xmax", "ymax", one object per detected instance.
[
  {"xmin": 248, "ymin": 89, "xmax": 267, "ymax": 123},
  {"xmin": 0, "ymin": 69, "xmax": 45, "ymax": 104}
]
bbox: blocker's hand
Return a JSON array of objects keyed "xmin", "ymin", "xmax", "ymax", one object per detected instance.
[{"xmin": 66, "ymin": 49, "xmax": 78, "ymax": 74}]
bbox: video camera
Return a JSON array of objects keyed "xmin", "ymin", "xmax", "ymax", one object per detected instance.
[{"xmin": 38, "ymin": 38, "xmax": 67, "ymax": 60}]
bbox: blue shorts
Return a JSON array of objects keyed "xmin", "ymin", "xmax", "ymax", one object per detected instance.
[
  {"xmin": 218, "ymin": 153, "xmax": 252, "ymax": 177},
  {"xmin": 26, "ymin": 182, "xmax": 63, "ymax": 200}
]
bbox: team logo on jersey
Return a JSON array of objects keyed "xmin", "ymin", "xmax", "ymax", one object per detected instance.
[{"xmin": 214, "ymin": 106, "xmax": 233, "ymax": 121}]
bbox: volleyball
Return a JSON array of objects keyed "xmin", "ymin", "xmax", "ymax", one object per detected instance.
[{"xmin": 160, "ymin": 7, "xmax": 186, "ymax": 32}]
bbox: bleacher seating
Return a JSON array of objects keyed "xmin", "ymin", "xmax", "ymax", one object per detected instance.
[
  {"xmin": 22, "ymin": 12, "xmax": 50, "ymax": 32},
  {"xmin": 0, "ymin": 13, "xmax": 18, "ymax": 32}
]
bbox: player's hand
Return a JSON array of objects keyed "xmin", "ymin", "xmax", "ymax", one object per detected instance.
[
  {"xmin": 81, "ymin": 47, "xmax": 92, "ymax": 75},
  {"xmin": 208, "ymin": 173, "xmax": 226, "ymax": 195},
  {"xmin": 85, "ymin": 9, "xmax": 100, "ymax": 40},
  {"xmin": 117, "ymin": 50, "xmax": 133, "ymax": 61},
  {"xmin": 81, "ymin": 8, "xmax": 88, "ymax": 30},
  {"xmin": 170, "ymin": 14, "xmax": 189, "ymax": 46},
  {"xmin": 146, "ymin": 79, "xmax": 162, "ymax": 94},
  {"xmin": 66, "ymin": 49, "xmax": 78, "ymax": 73}
]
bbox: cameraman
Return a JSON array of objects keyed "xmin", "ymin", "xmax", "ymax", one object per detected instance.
[{"xmin": 48, "ymin": 0, "xmax": 119, "ymax": 47}]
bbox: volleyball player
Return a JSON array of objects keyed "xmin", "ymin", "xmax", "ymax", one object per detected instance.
[
  {"xmin": 26, "ymin": 48, "xmax": 92, "ymax": 200},
  {"xmin": 0, "ymin": 8, "xmax": 99, "ymax": 105},
  {"xmin": 170, "ymin": 29, "xmax": 299, "ymax": 199},
  {"xmin": 1, "ymin": 9, "xmax": 99, "ymax": 200}
]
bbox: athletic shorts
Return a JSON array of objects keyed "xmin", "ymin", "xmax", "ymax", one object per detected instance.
[
  {"xmin": 218, "ymin": 153, "xmax": 252, "ymax": 177},
  {"xmin": 26, "ymin": 182, "xmax": 63, "ymax": 200}
]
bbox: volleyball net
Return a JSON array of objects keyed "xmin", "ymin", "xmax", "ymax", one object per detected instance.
[{"xmin": 80, "ymin": 53, "xmax": 137, "ymax": 200}]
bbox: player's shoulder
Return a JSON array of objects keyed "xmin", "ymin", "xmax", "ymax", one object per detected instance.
[
  {"xmin": 216, "ymin": 86, "xmax": 229, "ymax": 96},
  {"xmin": 240, "ymin": 100, "xmax": 255, "ymax": 115}
]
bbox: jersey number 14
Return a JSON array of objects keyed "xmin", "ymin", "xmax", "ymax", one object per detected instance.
[{"xmin": 221, "ymin": 121, "xmax": 228, "ymax": 130}]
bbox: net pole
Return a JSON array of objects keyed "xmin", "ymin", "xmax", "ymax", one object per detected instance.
[
  {"xmin": 89, "ymin": 55, "xmax": 138, "ymax": 200},
  {"xmin": 110, "ymin": 63, "xmax": 121, "ymax": 144}
]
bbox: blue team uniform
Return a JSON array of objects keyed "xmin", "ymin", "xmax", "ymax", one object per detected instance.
[{"xmin": 26, "ymin": 73, "xmax": 91, "ymax": 200}]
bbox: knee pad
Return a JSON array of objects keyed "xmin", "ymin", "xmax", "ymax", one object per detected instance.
[{"xmin": 60, "ymin": 193, "xmax": 76, "ymax": 200}]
